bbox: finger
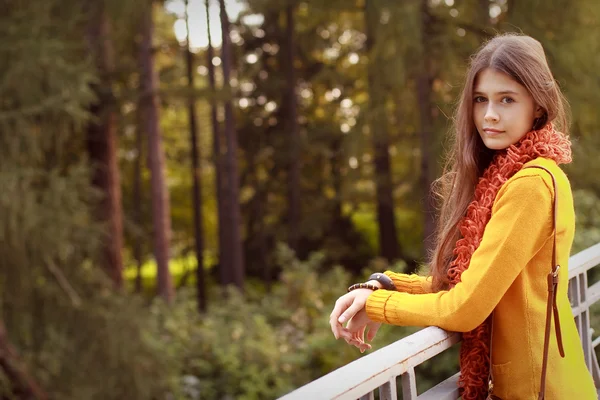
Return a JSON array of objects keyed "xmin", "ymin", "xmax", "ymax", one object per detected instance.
[
  {"xmin": 330, "ymin": 294, "xmax": 353, "ymax": 322},
  {"xmin": 357, "ymin": 325, "xmax": 366, "ymax": 343},
  {"xmin": 353, "ymin": 335, "xmax": 370, "ymax": 352},
  {"xmin": 337, "ymin": 300, "xmax": 364, "ymax": 324},
  {"xmin": 351, "ymin": 333, "xmax": 362, "ymax": 349},
  {"xmin": 352, "ymin": 327, "xmax": 366, "ymax": 350},
  {"xmin": 354, "ymin": 326, "xmax": 372, "ymax": 353},
  {"xmin": 331, "ymin": 323, "xmax": 353, "ymax": 341},
  {"xmin": 359, "ymin": 342, "xmax": 372, "ymax": 353},
  {"xmin": 366, "ymin": 323, "xmax": 381, "ymax": 342},
  {"xmin": 329, "ymin": 295, "xmax": 354, "ymax": 339},
  {"xmin": 345, "ymin": 336, "xmax": 360, "ymax": 348}
]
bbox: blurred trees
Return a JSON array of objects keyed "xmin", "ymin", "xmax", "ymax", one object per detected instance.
[
  {"xmin": 365, "ymin": 0, "xmax": 401, "ymax": 262},
  {"xmin": 0, "ymin": 0, "xmax": 178, "ymax": 398},
  {"xmin": 284, "ymin": 2, "xmax": 302, "ymax": 253},
  {"xmin": 85, "ymin": 0, "xmax": 125, "ymax": 289},
  {"xmin": 183, "ymin": 0, "xmax": 207, "ymax": 311},
  {"xmin": 139, "ymin": 0, "xmax": 175, "ymax": 302},
  {"xmin": 219, "ymin": 0, "xmax": 246, "ymax": 290}
]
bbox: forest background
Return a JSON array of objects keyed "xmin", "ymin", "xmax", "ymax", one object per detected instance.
[{"xmin": 2, "ymin": 0, "xmax": 600, "ymax": 399}]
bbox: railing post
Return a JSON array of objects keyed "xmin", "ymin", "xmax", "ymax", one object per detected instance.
[
  {"xmin": 591, "ymin": 349, "xmax": 600, "ymax": 388},
  {"xmin": 575, "ymin": 272, "xmax": 593, "ymax": 369},
  {"xmin": 582, "ymin": 272, "xmax": 593, "ymax": 369},
  {"xmin": 378, "ymin": 379, "xmax": 398, "ymax": 400},
  {"xmin": 401, "ymin": 368, "xmax": 418, "ymax": 399}
]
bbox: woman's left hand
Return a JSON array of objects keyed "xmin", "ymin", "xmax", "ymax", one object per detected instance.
[{"xmin": 347, "ymin": 307, "xmax": 381, "ymax": 352}]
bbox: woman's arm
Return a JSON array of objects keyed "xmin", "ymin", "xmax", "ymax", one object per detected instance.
[
  {"xmin": 382, "ymin": 271, "xmax": 433, "ymax": 294},
  {"xmin": 365, "ymin": 175, "xmax": 554, "ymax": 332}
]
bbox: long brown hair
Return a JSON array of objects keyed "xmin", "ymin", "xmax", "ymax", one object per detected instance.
[{"xmin": 429, "ymin": 33, "xmax": 569, "ymax": 292}]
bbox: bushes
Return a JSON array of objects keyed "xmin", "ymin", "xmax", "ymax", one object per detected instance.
[{"xmin": 164, "ymin": 244, "xmax": 418, "ymax": 400}]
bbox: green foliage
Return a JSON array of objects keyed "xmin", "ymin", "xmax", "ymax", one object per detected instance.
[
  {"xmin": 572, "ymin": 189, "xmax": 600, "ymax": 255},
  {"xmin": 155, "ymin": 244, "xmax": 418, "ymax": 400},
  {"xmin": 0, "ymin": 1, "xmax": 181, "ymax": 398}
]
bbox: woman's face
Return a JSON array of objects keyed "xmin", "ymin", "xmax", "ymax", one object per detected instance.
[{"xmin": 473, "ymin": 68, "xmax": 543, "ymax": 150}]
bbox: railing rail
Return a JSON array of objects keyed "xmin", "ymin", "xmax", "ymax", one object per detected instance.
[{"xmin": 279, "ymin": 242, "xmax": 600, "ymax": 400}]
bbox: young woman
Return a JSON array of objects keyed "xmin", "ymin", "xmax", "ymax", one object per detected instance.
[{"xmin": 329, "ymin": 34, "xmax": 597, "ymax": 399}]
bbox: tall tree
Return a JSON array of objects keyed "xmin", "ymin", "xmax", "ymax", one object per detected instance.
[
  {"xmin": 85, "ymin": 0, "xmax": 124, "ymax": 288},
  {"xmin": 205, "ymin": 0, "xmax": 230, "ymax": 287},
  {"xmin": 219, "ymin": 0, "xmax": 245, "ymax": 289},
  {"xmin": 284, "ymin": 3, "xmax": 301, "ymax": 252},
  {"xmin": 417, "ymin": 0, "xmax": 436, "ymax": 257},
  {"xmin": 139, "ymin": 0, "xmax": 174, "ymax": 302},
  {"xmin": 478, "ymin": 0, "xmax": 490, "ymax": 23},
  {"xmin": 184, "ymin": 0, "xmax": 206, "ymax": 312},
  {"xmin": 133, "ymin": 118, "xmax": 144, "ymax": 293},
  {"xmin": 365, "ymin": 0, "xmax": 399, "ymax": 262}
]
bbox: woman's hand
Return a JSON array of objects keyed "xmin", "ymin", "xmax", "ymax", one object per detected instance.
[
  {"xmin": 346, "ymin": 307, "xmax": 382, "ymax": 352},
  {"xmin": 329, "ymin": 289, "xmax": 381, "ymax": 352}
]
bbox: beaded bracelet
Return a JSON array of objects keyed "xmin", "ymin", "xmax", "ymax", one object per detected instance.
[{"xmin": 347, "ymin": 283, "xmax": 380, "ymax": 292}]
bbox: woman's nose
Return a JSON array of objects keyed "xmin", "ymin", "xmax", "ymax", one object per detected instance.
[{"xmin": 484, "ymin": 104, "xmax": 499, "ymax": 122}]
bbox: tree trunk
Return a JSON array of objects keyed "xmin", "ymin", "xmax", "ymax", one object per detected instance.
[
  {"xmin": 331, "ymin": 137, "xmax": 343, "ymax": 223},
  {"xmin": 205, "ymin": 0, "xmax": 229, "ymax": 287},
  {"xmin": 417, "ymin": 0, "xmax": 436, "ymax": 258},
  {"xmin": 133, "ymin": 121, "xmax": 144, "ymax": 293},
  {"xmin": 0, "ymin": 320, "xmax": 47, "ymax": 400},
  {"xmin": 365, "ymin": 1, "xmax": 399, "ymax": 262},
  {"xmin": 285, "ymin": 4, "xmax": 301, "ymax": 253},
  {"xmin": 257, "ymin": 190, "xmax": 270, "ymax": 289},
  {"xmin": 184, "ymin": 0, "xmax": 206, "ymax": 312},
  {"xmin": 85, "ymin": 0, "xmax": 124, "ymax": 289},
  {"xmin": 219, "ymin": 0, "xmax": 245, "ymax": 289},
  {"xmin": 479, "ymin": 0, "xmax": 490, "ymax": 22},
  {"xmin": 139, "ymin": 0, "xmax": 174, "ymax": 303}
]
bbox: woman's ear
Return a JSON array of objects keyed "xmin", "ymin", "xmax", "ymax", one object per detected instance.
[{"xmin": 534, "ymin": 105, "xmax": 544, "ymax": 118}]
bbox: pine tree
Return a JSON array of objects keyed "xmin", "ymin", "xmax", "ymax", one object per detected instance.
[
  {"xmin": 85, "ymin": 0, "xmax": 125, "ymax": 289},
  {"xmin": 138, "ymin": 0, "xmax": 174, "ymax": 302},
  {"xmin": 219, "ymin": 0, "xmax": 245, "ymax": 289}
]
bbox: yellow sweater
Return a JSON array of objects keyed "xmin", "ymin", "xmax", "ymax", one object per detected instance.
[{"xmin": 365, "ymin": 158, "xmax": 597, "ymax": 399}]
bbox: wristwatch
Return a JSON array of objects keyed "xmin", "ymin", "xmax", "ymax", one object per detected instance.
[{"xmin": 368, "ymin": 272, "xmax": 396, "ymax": 291}]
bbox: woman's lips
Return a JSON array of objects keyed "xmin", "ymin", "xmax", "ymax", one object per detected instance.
[{"xmin": 483, "ymin": 128, "xmax": 504, "ymax": 135}]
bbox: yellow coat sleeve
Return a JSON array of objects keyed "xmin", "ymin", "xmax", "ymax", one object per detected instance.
[
  {"xmin": 383, "ymin": 271, "xmax": 433, "ymax": 294},
  {"xmin": 366, "ymin": 175, "xmax": 553, "ymax": 332}
]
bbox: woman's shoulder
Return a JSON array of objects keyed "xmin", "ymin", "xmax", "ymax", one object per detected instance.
[
  {"xmin": 495, "ymin": 158, "xmax": 571, "ymax": 207},
  {"xmin": 508, "ymin": 157, "xmax": 570, "ymax": 194}
]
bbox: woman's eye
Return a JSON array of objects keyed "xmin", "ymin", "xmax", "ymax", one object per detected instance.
[
  {"xmin": 501, "ymin": 97, "xmax": 515, "ymax": 104},
  {"xmin": 474, "ymin": 96, "xmax": 486, "ymax": 103}
]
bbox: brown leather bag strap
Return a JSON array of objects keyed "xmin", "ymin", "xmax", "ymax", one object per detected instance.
[
  {"xmin": 523, "ymin": 165, "xmax": 565, "ymax": 400},
  {"xmin": 487, "ymin": 165, "xmax": 564, "ymax": 400}
]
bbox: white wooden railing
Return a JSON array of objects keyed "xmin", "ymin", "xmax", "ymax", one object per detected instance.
[{"xmin": 279, "ymin": 242, "xmax": 600, "ymax": 400}]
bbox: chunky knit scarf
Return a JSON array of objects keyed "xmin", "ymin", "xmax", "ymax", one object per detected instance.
[{"xmin": 446, "ymin": 124, "xmax": 572, "ymax": 399}]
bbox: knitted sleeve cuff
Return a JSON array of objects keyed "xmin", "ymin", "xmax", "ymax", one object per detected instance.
[
  {"xmin": 365, "ymin": 289, "xmax": 394, "ymax": 324},
  {"xmin": 384, "ymin": 271, "xmax": 433, "ymax": 294}
]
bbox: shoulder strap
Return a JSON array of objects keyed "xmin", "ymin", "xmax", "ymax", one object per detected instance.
[{"xmin": 523, "ymin": 165, "xmax": 565, "ymax": 400}]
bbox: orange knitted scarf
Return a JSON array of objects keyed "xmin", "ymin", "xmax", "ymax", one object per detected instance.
[{"xmin": 447, "ymin": 124, "xmax": 572, "ymax": 399}]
